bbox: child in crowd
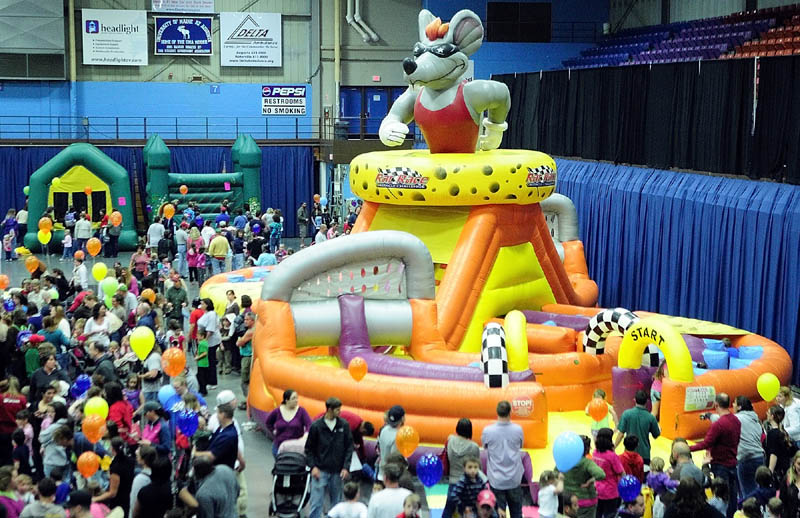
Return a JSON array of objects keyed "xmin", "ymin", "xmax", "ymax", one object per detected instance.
[
  {"xmin": 275, "ymin": 243, "xmax": 288, "ymax": 262},
  {"xmin": 398, "ymin": 494, "xmax": 422, "ymax": 518},
  {"xmin": 767, "ymin": 497, "xmax": 783, "ymax": 518},
  {"xmin": 50, "ymin": 466, "xmax": 70, "ymax": 505},
  {"xmin": 124, "ymin": 374, "xmax": 141, "ymax": 411},
  {"xmin": 14, "ymin": 474, "xmax": 34, "ymax": 504},
  {"xmin": 744, "ymin": 466, "xmax": 777, "ymax": 507},
  {"xmin": 586, "ymin": 388, "xmax": 617, "ymax": 439},
  {"xmin": 537, "ymin": 470, "xmax": 564, "ymax": 518},
  {"xmin": 737, "ymin": 498, "xmax": 764, "ymax": 518},
  {"xmin": 651, "ymin": 360, "xmax": 667, "ymax": 418},
  {"xmin": 187, "ymin": 243, "xmax": 199, "ymax": 283},
  {"xmin": 12, "ymin": 429, "xmax": 32, "ymax": 476},
  {"xmin": 645, "ymin": 457, "xmax": 678, "ymax": 497},
  {"xmin": 453, "ymin": 456, "xmax": 487, "ymax": 518},
  {"xmin": 619, "ymin": 435, "xmax": 644, "ymax": 482},
  {"xmin": 61, "ymin": 229, "xmax": 73, "ymax": 261},
  {"xmin": 195, "ymin": 330, "xmax": 209, "ymax": 396},
  {"xmin": 476, "ymin": 490, "xmax": 499, "ymax": 518},
  {"xmin": 196, "ymin": 247, "xmax": 207, "ymax": 284},
  {"xmin": 4, "ymin": 230, "xmax": 14, "ymax": 261},
  {"xmin": 372, "ymin": 479, "xmax": 385, "ymax": 494},
  {"xmin": 709, "ymin": 477, "xmax": 730, "ymax": 516},
  {"xmin": 328, "ymin": 481, "xmax": 368, "ymax": 518},
  {"xmin": 15, "ymin": 410, "xmax": 33, "ymax": 463}
]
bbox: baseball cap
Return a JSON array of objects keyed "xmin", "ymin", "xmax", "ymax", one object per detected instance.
[
  {"xmin": 67, "ymin": 490, "xmax": 92, "ymax": 509},
  {"xmin": 386, "ymin": 405, "xmax": 405, "ymax": 425},
  {"xmin": 117, "ymin": 283, "xmax": 128, "ymax": 292},
  {"xmin": 216, "ymin": 389, "xmax": 236, "ymax": 407},
  {"xmin": 28, "ymin": 334, "xmax": 45, "ymax": 344},
  {"xmin": 477, "ymin": 490, "xmax": 496, "ymax": 508},
  {"xmin": 142, "ymin": 401, "xmax": 162, "ymax": 414}
]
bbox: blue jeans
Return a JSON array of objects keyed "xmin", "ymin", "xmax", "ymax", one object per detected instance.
[
  {"xmin": 211, "ymin": 257, "xmax": 225, "ymax": 275},
  {"xmin": 233, "ymin": 253, "xmax": 244, "ymax": 271},
  {"xmin": 176, "ymin": 244, "xmax": 188, "ymax": 277},
  {"xmin": 737, "ymin": 455, "xmax": 764, "ymax": 501},
  {"xmin": 442, "ymin": 484, "xmax": 458, "ymax": 518},
  {"xmin": 76, "ymin": 238, "xmax": 87, "ymax": 253},
  {"xmin": 62, "ymin": 246, "xmax": 72, "ymax": 259},
  {"xmin": 309, "ymin": 470, "xmax": 343, "ymax": 518},
  {"xmin": 711, "ymin": 463, "xmax": 738, "ymax": 518},
  {"xmin": 270, "ymin": 235, "xmax": 280, "ymax": 253},
  {"xmin": 491, "ymin": 485, "xmax": 523, "ymax": 518}
]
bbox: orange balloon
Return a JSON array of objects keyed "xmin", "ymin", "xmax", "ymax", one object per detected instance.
[
  {"xmin": 74, "ymin": 250, "xmax": 85, "ymax": 260},
  {"xmin": 348, "ymin": 357, "xmax": 368, "ymax": 382},
  {"xmin": 395, "ymin": 425, "xmax": 419, "ymax": 457},
  {"xmin": 0, "ymin": 275, "xmax": 8, "ymax": 290},
  {"xmin": 179, "ymin": 185, "xmax": 188, "ymax": 195},
  {"xmin": 77, "ymin": 451, "xmax": 100, "ymax": 478},
  {"xmin": 81, "ymin": 414, "xmax": 106, "ymax": 444},
  {"xmin": 84, "ymin": 186, "xmax": 93, "ymax": 195},
  {"xmin": 588, "ymin": 398, "xmax": 609, "ymax": 422},
  {"xmin": 25, "ymin": 256, "xmax": 38, "ymax": 273},
  {"xmin": 163, "ymin": 204, "xmax": 175, "ymax": 219},
  {"xmin": 86, "ymin": 237, "xmax": 102, "ymax": 257},
  {"xmin": 162, "ymin": 347, "xmax": 187, "ymax": 377},
  {"xmin": 141, "ymin": 288, "xmax": 156, "ymax": 304},
  {"xmin": 38, "ymin": 217, "xmax": 53, "ymax": 232},
  {"xmin": 110, "ymin": 211, "xmax": 123, "ymax": 227},
  {"xmin": 314, "ymin": 194, "xmax": 321, "ymax": 203}
]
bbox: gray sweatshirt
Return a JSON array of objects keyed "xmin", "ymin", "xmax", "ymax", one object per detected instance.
[
  {"xmin": 736, "ymin": 410, "xmax": 765, "ymax": 461},
  {"xmin": 446, "ymin": 434, "xmax": 480, "ymax": 484}
]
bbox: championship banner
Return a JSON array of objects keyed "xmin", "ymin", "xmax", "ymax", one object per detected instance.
[
  {"xmin": 155, "ymin": 17, "xmax": 212, "ymax": 55},
  {"xmin": 82, "ymin": 9, "xmax": 148, "ymax": 66},
  {"xmin": 220, "ymin": 12, "xmax": 281, "ymax": 67}
]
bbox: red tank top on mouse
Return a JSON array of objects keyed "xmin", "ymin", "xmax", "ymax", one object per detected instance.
[{"xmin": 414, "ymin": 81, "xmax": 479, "ymax": 153}]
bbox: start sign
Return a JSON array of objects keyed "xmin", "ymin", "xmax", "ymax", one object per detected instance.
[{"xmin": 262, "ymin": 84, "xmax": 307, "ymax": 116}]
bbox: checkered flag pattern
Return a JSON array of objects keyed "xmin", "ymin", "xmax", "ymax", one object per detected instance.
[
  {"xmin": 529, "ymin": 164, "xmax": 555, "ymax": 176},
  {"xmin": 481, "ymin": 323, "xmax": 509, "ymax": 388},
  {"xmin": 582, "ymin": 307, "xmax": 639, "ymax": 355},
  {"xmin": 641, "ymin": 343, "xmax": 661, "ymax": 367},
  {"xmin": 378, "ymin": 166, "xmax": 423, "ymax": 180}
]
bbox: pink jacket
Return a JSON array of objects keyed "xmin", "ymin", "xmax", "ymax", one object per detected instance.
[{"xmin": 592, "ymin": 450, "xmax": 625, "ymax": 500}]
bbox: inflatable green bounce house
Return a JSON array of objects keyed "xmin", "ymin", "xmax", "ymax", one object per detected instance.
[
  {"xmin": 143, "ymin": 134, "xmax": 262, "ymax": 222},
  {"xmin": 23, "ymin": 143, "xmax": 137, "ymax": 251}
]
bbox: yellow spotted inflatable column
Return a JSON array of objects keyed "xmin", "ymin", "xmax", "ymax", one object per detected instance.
[{"xmin": 504, "ymin": 310, "xmax": 530, "ymax": 372}]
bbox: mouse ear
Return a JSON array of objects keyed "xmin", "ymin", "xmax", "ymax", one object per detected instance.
[
  {"xmin": 418, "ymin": 9, "xmax": 438, "ymax": 43},
  {"xmin": 449, "ymin": 9, "xmax": 483, "ymax": 55}
]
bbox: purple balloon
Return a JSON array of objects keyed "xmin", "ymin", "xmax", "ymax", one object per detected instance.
[
  {"xmin": 195, "ymin": 216, "xmax": 204, "ymax": 226},
  {"xmin": 252, "ymin": 223, "xmax": 261, "ymax": 234},
  {"xmin": 3, "ymin": 299, "xmax": 15, "ymax": 312},
  {"xmin": 146, "ymin": 204, "xmax": 153, "ymax": 212},
  {"xmin": 177, "ymin": 410, "xmax": 199, "ymax": 437}
]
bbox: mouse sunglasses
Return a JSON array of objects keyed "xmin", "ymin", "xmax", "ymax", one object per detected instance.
[{"xmin": 412, "ymin": 42, "xmax": 460, "ymax": 58}]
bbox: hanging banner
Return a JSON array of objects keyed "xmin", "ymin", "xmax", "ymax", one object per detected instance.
[
  {"xmin": 151, "ymin": 0, "xmax": 214, "ymax": 13},
  {"xmin": 220, "ymin": 12, "xmax": 281, "ymax": 67},
  {"xmin": 82, "ymin": 9, "xmax": 148, "ymax": 66},
  {"xmin": 155, "ymin": 17, "xmax": 213, "ymax": 55}
]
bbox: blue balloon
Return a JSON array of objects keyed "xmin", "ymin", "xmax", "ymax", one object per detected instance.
[
  {"xmin": 618, "ymin": 475, "xmax": 642, "ymax": 503},
  {"xmin": 553, "ymin": 431, "xmax": 584, "ymax": 472},
  {"xmin": 320, "ymin": 197, "xmax": 328, "ymax": 207},
  {"xmin": 252, "ymin": 223, "xmax": 261, "ymax": 234},
  {"xmin": 177, "ymin": 410, "xmax": 199, "ymax": 437},
  {"xmin": 416, "ymin": 453, "xmax": 443, "ymax": 487},
  {"xmin": 195, "ymin": 216, "xmax": 204, "ymax": 226},
  {"xmin": 165, "ymin": 394, "xmax": 182, "ymax": 413},
  {"xmin": 70, "ymin": 374, "xmax": 91, "ymax": 399},
  {"xmin": 3, "ymin": 299, "xmax": 15, "ymax": 312},
  {"xmin": 146, "ymin": 205, "xmax": 153, "ymax": 212},
  {"xmin": 158, "ymin": 385, "xmax": 177, "ymax": 407},
  {"xmin": 15, "ymin": 330, "xmax": 31, "ymax": 349}
]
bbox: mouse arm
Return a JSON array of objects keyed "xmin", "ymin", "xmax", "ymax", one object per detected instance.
[
  {"xmin": 379, "ymin": 87, "xmax": 416, "ymax": 147},
  {"xmin": 464, "ymin": 80, "xmax": 510, "ymax": 151}
]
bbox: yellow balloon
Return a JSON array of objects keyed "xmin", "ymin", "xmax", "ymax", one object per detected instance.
[
  {"xmin": 84, "ymin": 396, "xmax": 109, "ymax": 420},
  {"xmin": 757, "ymin": 373, "xmax": 780, "ymax": 401},
  {"xmin": 37, "ymin": 230, "xmax": 52, "ymax": 245},
  {"xmin": 130, "ymin": 326, "xmax": 155, "ymax": 361},
  {"xmin": 92, "ymin": 262, "xmax": 108, "ymax": 282},
  {"xmin": 100, "ymin": 455, "xmax": 112, "ymax": 471},
  {"xmin": 52, "ymin": 177, "xmax": 61, "ymax": 187}
]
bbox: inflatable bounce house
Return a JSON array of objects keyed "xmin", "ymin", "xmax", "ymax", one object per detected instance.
[
  {"xmin": 23, "ymin": 143, "xmax": 137, "ymax": 252},
  {"xmin": 203, "ymin": 8, "xmax": 791, "ymax": 449},
  {"xmin": 142, "ymin": 134, "xmax": 262, "ymax": 222}
]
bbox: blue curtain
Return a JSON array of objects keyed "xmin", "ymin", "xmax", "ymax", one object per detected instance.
[
  {"xmin": 170, "ymin": 146, "xmax": 233, "ymax": 175},
  {"xmin": 556, "ymin": 158, "xmax": 800, "ymax": 381},
  {"xmin": 260, "ymin": 146, "xmax": 314, "ymax": 238},
  {"xmin": 0, "ymin": 147, "xmax": 63, "ymax": 217}
]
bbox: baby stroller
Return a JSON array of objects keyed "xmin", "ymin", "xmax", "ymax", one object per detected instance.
[{"xmin": 270, "ymin": 452, "xmax": 311, "ymax": 518}]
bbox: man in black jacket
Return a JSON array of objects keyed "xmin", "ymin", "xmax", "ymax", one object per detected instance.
[
  {"xmin": 305, "ymin": 397, "xmax": 354, "ymax": 518},
  {"xmin": 87, "ymin": 343, "xmax": 119, "ymax": 384}
]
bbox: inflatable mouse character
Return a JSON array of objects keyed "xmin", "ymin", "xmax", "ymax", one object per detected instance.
[{"xmin": 379, "ymin": 9, "xmax": 510, "ymax": 153}]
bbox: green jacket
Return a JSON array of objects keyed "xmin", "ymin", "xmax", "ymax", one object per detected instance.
[
  {"xmin": 165, "ymin": 285, "xmax": 187, "ymax": 319},
  {"xmin": 562, "ymin": 456, "xmax": 606, "ymax": 502}
]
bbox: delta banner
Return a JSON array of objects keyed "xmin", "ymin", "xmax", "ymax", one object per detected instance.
[
  {"xmin": 82, "ymin": 9, "xmax": 148, "ymax": 66},
  {"xmin": 220, "ymin": 12, "xmax": 281, "ymax": 67},
  {"xmin": 151, "ymin": 0, "xmax": 214, "ymax": 13},
  {"xmin": 155, "ymin": 17, "xmax": 212, "ymax": 55}
]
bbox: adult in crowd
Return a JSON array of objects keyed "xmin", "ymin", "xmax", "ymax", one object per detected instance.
[
  {"xmin": 132, "ymin": 455, "xmax": 173, "ymax": 518},
  {"xmin": 40, "ymin": 316, "xmax": 70, "ymax": 354},
  {"xmin": 297, "ymin": 202, "xmax": 309, "ymax": 246},
  {"xmin": 66, "ymin": 490, "xmax": 93, "ymax": 518},
  {"xmin": 779, "ymin": 451, "xmax": 800, "ymax": 518},
  {"xmin": 664, "ymin": 478, "xmax": 724, "ymax": 518},
  {"xmin": 87, "ymin": 342, "xmax": 118, "ymax": 384},
  {"xmin": 138, "ymin": 346, "xmax": 162, "ymax": 403},
  {"xmin": 615, "ymin": 494, "xmax": 645, "ymax": 518},
  {"xmin": 777, "ymin": 387, "xmax": 800, "ymax": 446},
  {"xmin": 206, "ymin": 391, "xmax": 247, "ymax": 518},
  {"xmin": 129, "ymin": 445, "xmax": 157, "ymax": 518},
  {"xmin": 265, "ymin": 389, "xmax": 312, "ymax": 457},
  {"xmin": 235, "ymin": 312, "xmax": 255, "ymax": 405},
  {"xmin": 367, "ymin": 463, "xmax": 411, "ymax": 518},
  {"xmin": 734, "ymin": 396, "xmax": 766, "ymax": 499},
  {"xmin": 305, "ymin": 397, "xmax": 353, "ymax": 518},
  {"xmin": 147, "ymin": 218, "xmax": 165, "ymax": 252},
  {"xmin": 92, "ymin": 437, "xmax": 135, "ymax": 516},
  {"xmin": 315, "ymin": 224, "xmax": 328, "ymax": 244},
  {"xmin": 106, "ymin": 381, "xmax": 137, "ymax": 446},
  {"xmin": 174, "ymin": 222, "xmax": 189, "ymax": 278},
  {"xmin": 592, "ymin": 428, "xmax": 624, "ymax": 518},
  {"xmin": 0, "ymin": 377, "xmax": 27, "ymax": 465},
  {"xmin": 377, "ymin": 405, "xmax": 405, "ymax": 480},
  {"xmin": 193, "ymin": 456, "xmax": 239, "ymax": 518},
  {"xmin": 614, "ymin": 390, "xmax": 661, "ymax": 466},
  {"xmin": 84, "ymin": 304, "xmax": 111, "ymax": 350},
  {"xmin": 482, "ymin": 400, "xmax": 524, "ymax": 518},
  {"xmin": 689, "ymin": 393, "xmax": 740, "ymax": 518},
  {"xmin": 765, "ymin": 405, "xmax": 796, "ymax": 487},
  {"xmin": 130, "ymin": 245, "xmax": 150, "ymax": 281},
  {"xmin": 70, "ymin": 257, "xmax": 88, "ymax": 293},
  {"xmin": 140, "ymin": 401, "xmax": 173, "ymax": 457},
  {"xmin": 0, "ymin": 465, "xmax": 23, "ymax": 518},
  {"xmin": 74, "ymin": 213, "xmax": 92, "ymax": 254},
  {"xmin": 200, "ymin": 402, "xmax": 239, "ymax": 469},
  {"xmin": 670, "ymin": 442, "xmax": 704, "ymax": 485},
  {"xmin": 443, "ymin": 418, "xmax": 480, "ymax": 518},
  {"xmin": 165, "ymin": 273, "xmax": 188, "ymax": 326},
  {"xmin": 563, "ymin": 435, "xmax": 606, "ymax": 518},
  {"xmin": 197, "ymin": 299, "xmax": 221, "ymax": 389},
  {"xmin": 208, "ymin": 233, "xmax": 230, "ymax": 275},
  {"xmin": 28, "ymin": 354, "xmax": 69, "ymax": 408}
]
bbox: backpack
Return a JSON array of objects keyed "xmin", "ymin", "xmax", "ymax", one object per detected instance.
[{"xmin": 64, "ymin": 212, "xmax": 75, "ymax": 226}]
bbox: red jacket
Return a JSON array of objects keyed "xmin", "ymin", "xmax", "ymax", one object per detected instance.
[
  {"xmin": 620, "ymin": 450, "xmax": 645, "ymax": 482},
  {"xmin": 108, "ymin": 400, "xmax": 138, "ymax": 445},
  {"xmin": 0, "ymin": 393, "xmax": 27, "ymax": 434}
]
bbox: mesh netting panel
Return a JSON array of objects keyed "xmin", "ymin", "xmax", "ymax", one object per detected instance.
[{"xmin": 290, "ymin": 257, "xmax": 408, "ymax": 302}]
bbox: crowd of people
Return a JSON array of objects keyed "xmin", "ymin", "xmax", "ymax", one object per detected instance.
[{"xmin": 0, "ymin": 196, "xmax": 798, "ymax": 518}]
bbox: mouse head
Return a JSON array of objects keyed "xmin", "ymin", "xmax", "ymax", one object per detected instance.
[{"xmin": 402, "ymin": 9, "xmax": 483, "ymax": 90}]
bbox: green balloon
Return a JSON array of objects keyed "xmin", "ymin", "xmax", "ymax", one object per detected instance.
[
  {"xmin": 49, "ymin": 288, "xmax": 58, "ymax": 301},
  {"xmin": 22, "ymin": 186, "xmax": 29, "ymax": 196},
  {"xmin": 104, "ymin": 295, "xmax": 113, "ymax": 308},
  {"xmin": 101, "ymin": 277, "xmax": 118, "ymax": 297}
]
